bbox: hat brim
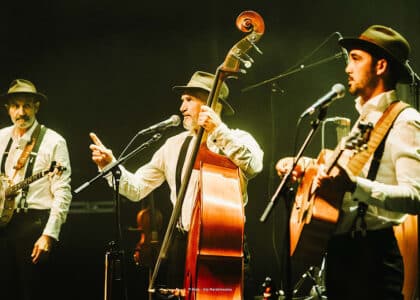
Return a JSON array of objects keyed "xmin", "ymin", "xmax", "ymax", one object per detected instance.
[
  {"xmin": 173, "ymin": 86, "xmax": 235, "ymax": 116},
  {"xmin": 0, "ymin": 91, "xmax": 48, "ymax": 103},
  {"xmin": 339, "ymin": 38, "xmax": 412, "ymax": 83}
]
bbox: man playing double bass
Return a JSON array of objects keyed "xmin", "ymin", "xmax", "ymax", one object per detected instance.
[{"xmin": 89, "ymin": 71, "xmax": 264, "ymax": 297}]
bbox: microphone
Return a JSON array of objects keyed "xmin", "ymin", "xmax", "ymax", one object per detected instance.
[
  {"xmin": 300, "ymin": 83, "xmax": 346, "ymax": 118},
  {"xmin": 325, "ymin": 116, "xmax": 351, "ymax": 143},
  {"xmin": 138, "ymin": 115, "xmax": 181, "ymax": 135},
  {"xmin": 336, "ymin": 32, "xmax": 349, "ymax": 65}
]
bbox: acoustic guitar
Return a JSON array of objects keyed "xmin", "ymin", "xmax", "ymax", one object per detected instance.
[
  {"xmin": 0, "ymin": 161, "xmax": 65, "ymax": 227},
  {"xmin": 289, "ymin": 122, "xmax": 373, "ymax": 259}
]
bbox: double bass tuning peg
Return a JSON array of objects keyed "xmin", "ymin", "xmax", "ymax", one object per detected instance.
[
  {"xmin": 249, "ymin": 39, "xmax": 263, "ymax": 55},
  {"xmin": 232, "ymin": 52, "xmax": 252, "ymax": 69}
]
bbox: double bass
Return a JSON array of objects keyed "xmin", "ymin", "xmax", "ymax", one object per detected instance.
[{"xmin": 148, "ymin": 10, "xmax": 265, "ymax": 300}]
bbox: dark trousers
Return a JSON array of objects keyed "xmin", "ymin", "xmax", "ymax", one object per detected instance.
[
  {"xmin": 326, "ymin": 227, "xmax": 404, "ymax": 300},
  {"xmin": 0, "ymin": 209, "xmax": 52, "ymax": 300}
]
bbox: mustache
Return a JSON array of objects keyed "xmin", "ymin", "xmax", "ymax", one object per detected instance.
[{"xmin": 16, "ymin": 116, "xmax": 30, "ymax": 121}]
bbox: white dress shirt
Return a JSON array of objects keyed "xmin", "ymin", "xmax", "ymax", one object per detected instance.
[{"xmin": 108, "ymin": 123, "xmax": 264, "ymax": 230}]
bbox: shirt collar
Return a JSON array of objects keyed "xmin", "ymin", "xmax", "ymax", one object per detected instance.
[
  {"xmin": 355, "ymin": 90, "xmax": 397, "ymax": 117},
  {"xmin": 12, "ymin": 120, "xmax": 39, "ymax": 144}
]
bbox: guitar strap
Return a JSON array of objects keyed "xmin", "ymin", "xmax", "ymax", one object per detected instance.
[
  {"xmin": 19, "ymin": 125, "xmax": 47, "ymax": 212},
  {"xmin": 175, "ymin": 135, "xmax": 193, "ymax": 230},
  {"xmin": 1, "ymin": 125, "xmax": 41, "ymax": 174},
  {"xmin": 351, "ymin": 101, "xmax": 410, "ymax": 235}
]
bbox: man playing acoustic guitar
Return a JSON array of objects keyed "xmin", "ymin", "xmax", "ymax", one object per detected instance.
[
  {"xmin": 0, "ymin": 79, "xmax": 72, "ymax": 300},
  {"xmin": 276, "ymin": 25, "xmax": 420, "ymax": 300}
]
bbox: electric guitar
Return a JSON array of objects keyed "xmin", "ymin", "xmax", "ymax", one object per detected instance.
[
  {"xmin": 0, "ymin": 161, "xmax": 65, "ymax": 227},
  {"xmin": 289, "ymin": 122, "xmax": 373, "ymax": 260}
]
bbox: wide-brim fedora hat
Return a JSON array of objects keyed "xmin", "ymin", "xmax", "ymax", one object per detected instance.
[
  {"xmin": 172, "ymin": 71, "xmax": 234, "ymax": 115},
  {"xmin": 0, "ymin": 79, "xmax": 47, "ymax": 103},
  {"xmin": 339, "ymin": 25, "xmax": 412, "ymax": 83}
]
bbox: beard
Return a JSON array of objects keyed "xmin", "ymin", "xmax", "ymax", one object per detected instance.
[
  {"xmin": 14, "ymin": 116, "xmax": 34, "ymax": 129},
  {"xmin": 182, "ymin": 117, "xmax": 198, "ymax": 132}
]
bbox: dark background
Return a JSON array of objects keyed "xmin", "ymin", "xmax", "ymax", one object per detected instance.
[{"xmin": 0, "ymin": 1, "xmax": 419, "ymax": 299}]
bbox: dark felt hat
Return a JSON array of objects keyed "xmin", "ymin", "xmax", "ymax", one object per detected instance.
[
  {"xmin": 172, "ymin": 71, "xmax": 234, "ymax": 115},
  {"xmin": 339, "ymin": 25, "xmax": 411, "ymax": 83},
  {"xmin": 0, "ymin": 79, "xmax": 47, "ymax": 103}
]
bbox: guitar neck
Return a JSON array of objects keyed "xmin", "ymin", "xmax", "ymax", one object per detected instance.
[
  {"xmin": 6, "ymin": 170, "xmax": 47, "ymax": 196},
  {"xmin": 323, "ymin": 140, "xmax": 346, "ymax": 174}
]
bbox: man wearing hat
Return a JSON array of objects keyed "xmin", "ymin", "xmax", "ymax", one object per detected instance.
[
  {"xmin": 89, "ymin": 71, "xmax": 263, "ymax": 297},
  {"xmin": 276, "ymin": 25, "xmax": 420, "ymax": 299},
  {"xmin": 0, "ymin": 79, "xmax": 72, "ymax": 300}
]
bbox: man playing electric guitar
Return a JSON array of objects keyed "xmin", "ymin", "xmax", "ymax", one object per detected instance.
[
  {"xmin": 0, "ymin": 79, "xmax": 72, "ymax": 300},
  {"xmin": 276, "ymin": 25, "xmax": 420, "ymax": 300}
]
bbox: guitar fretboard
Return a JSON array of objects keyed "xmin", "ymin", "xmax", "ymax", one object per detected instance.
[{"xmin": 5, "ymin": 170, "xmax": 48, "ymax": 196}]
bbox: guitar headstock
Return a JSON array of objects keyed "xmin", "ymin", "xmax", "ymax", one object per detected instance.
[{"xmin": 343, "ymin": 121, "xmax": 373, "ymax": 152}]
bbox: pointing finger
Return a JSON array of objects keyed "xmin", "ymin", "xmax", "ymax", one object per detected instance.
[{"xmin": 89, "ymin": 132, "xmax": 104, "ymax": 147}]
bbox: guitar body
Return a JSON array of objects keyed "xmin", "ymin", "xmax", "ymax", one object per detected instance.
[
  {"xmin": 0, "ymin": 174, "xmax": 15, "ymax": 226},
  {"xmin": 290, "ymin": 149, "xmax": 345, "ymax": 258}
]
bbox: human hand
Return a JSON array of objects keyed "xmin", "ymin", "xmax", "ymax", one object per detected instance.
[
  {"xmin": 198, "ymin": 105, "xmax": 222, "ymax": 133},
  {"xmin": 89, "ymin": 132, "xmax": 115, "ymax": 169},
  {"xmin": 31, "ymin": 234, "xmax": 54, "ymax": 264},
  {"xmin": 316, "ymin": 163, "xmax": 356, "ymax": 202},
  {"xmin": 275, "ymin": 156, "xmax": 313, "ymax": 182}
]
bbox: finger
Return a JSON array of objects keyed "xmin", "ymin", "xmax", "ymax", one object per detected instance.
[
  {"xmin": 89, "ymin": 132, "xmax": 104, "ymax": 147},
  {"xmin": 31, "ymin": 244, "xmax": 38, "ymax": 258},
  {"xmin": 31, "ymin": 247, "xmax": 40, "ymax": 264}
]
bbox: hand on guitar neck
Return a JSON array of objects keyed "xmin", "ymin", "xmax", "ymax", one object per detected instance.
[
  {"xmin": 276, "ymin": 156, "xmax": 314, "ymax": 182},
  {"xmin": 275, "ymin": 155, "xmax": 356, "ymax": 201}
]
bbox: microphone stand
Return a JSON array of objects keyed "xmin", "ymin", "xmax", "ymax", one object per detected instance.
[
  {"xmin": 242, "ymin": 52, "xmax": 343, "ymax": 92},
  {"xmin": 260, "ymin": 107, "xmax": 328, "ymax": 300},
  {"xmin": 74, "ymin": 133, "xmax": 162, "ymax": 300}
]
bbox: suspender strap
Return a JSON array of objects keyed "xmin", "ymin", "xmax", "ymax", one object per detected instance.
[
  {"xmin": 175, "ymin": 135, "xmax": 193, "ymax": 230},
  {"xmin": 1, "ymin": 138, "xmax": 13, "ymax": 174},
  {"xmin": 366, "ymin": 131, "xmax": 390, "ymax": 181},
  {"xmin": 175, "ymin": 135, "xmax": 193, "ymax": 196},
  {"xmin": 19, "ymin": 125, "xmax": 47, "ymax": 211}
]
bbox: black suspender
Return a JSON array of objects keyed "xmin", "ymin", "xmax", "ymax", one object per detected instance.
[
  {"xmin": 1, "ymin": 138, "xmax": 13, "ymax": 174},
  {"xmin": 175, "ymin": 135, "xmax": 193, "ymax": 229},
  {"xmin": 175, "ymin": 135, "xmax": 193, "ymax": 196}
]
